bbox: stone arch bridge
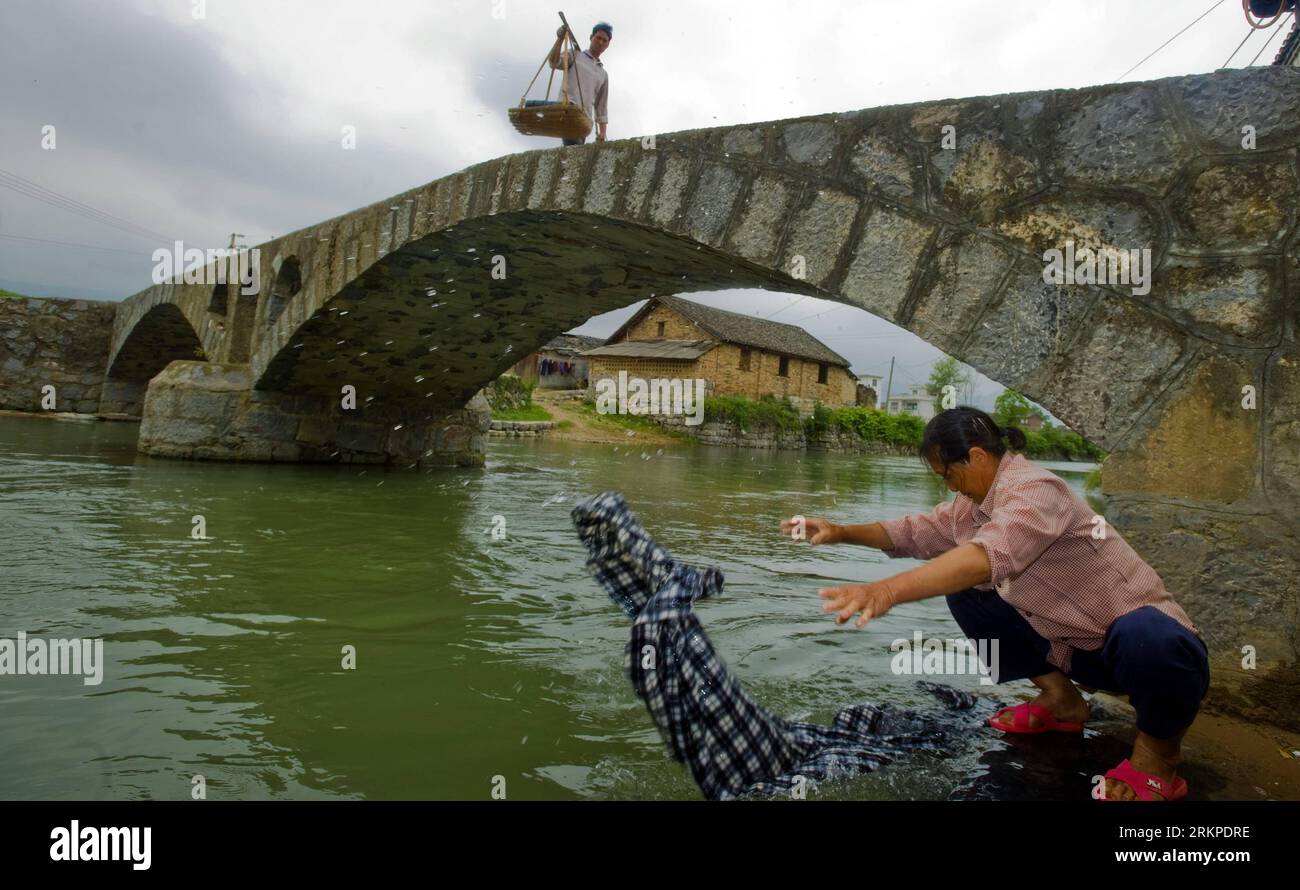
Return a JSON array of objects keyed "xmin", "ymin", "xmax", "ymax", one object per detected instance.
[{"xmin": 103, "ymin": 67, "xmax": 1299, "ymax": 723}]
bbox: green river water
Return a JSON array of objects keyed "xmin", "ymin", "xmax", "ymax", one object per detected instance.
[{"xmin": 0, "ymin": 414, "xmax": 1106, "ymax": 800}]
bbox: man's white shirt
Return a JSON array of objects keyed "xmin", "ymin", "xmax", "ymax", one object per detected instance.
[{"xmin": 559, "ymin": 49, "xmax": 608, "ymax": 125}]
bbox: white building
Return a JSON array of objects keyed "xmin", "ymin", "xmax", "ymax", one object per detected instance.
[
  {"xmin": 855, "ymin": 373, "xmax": 883, "ymax": 409},
  {"xmin": 886, "ymin": 384, "xmax": 937, "ymax": 421},
  {"xmin": 856, "ymin": 373, "xmax": 882, "ymax": 392}
]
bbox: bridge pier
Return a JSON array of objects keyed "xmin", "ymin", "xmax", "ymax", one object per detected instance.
[
  {"xmin": 97, "ymin": 379, "xmax": 149, "ymax": 418},
  {"xmin": 136, "ymin": 361, "xmax": 490, "ymax": 467}
]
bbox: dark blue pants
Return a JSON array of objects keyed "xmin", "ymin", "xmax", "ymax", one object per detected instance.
[{"xmin": 945, "ymin": 587, "xmax": 1210, "ymax": 739}]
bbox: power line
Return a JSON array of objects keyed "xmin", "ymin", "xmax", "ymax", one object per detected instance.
[
  {"xmin": 0, "ymin": 173, "xmax": 169, "ymax": 244},
  {"xmin": 0, "ymin": 168, "xmax": 171, "ymax": 239},
  {"xmin": 0, "ymin": 167, "xmax": 173, "ymax": 244},
  {"xmin": 788, "ymin": 303, "xmax": 852, "ymax": 324},
  {"xmin": 0, "ymin": 232, "xmax": 143, "ymax": 256},
  {"xmin": 1247, "ymin": 11, "xmax": 1294, "ymax": 64},
  {"xmin": 819, "ymin": 332, "xmax": 914, "ymax": 340},
  {"xmin": 761, "ymin": 295, "xmax": 810, "ymax": 320},
  {"xmin": 0, "ymin": 177, "xmax": 167, "ymax": 245},
  {"xmin": 1113, "ymin": 0, "xmax": 1227, "ymax": 82},
  {"xmin": 1222, "ymin": 26, "xmax": 1257, "ymax": 66}
]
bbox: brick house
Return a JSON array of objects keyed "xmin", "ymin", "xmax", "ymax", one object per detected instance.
[{"xmin": 581, "ymin": 295, "xmax": 856, "ymax": 415}]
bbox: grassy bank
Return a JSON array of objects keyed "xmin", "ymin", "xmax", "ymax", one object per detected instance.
[
  {"xmin": 492, "ymin": 404, "xmax": 553, "ymax": 422},
  {"xmin": 572, "ymin": 399, "xmax": 699, "ymax": 443}
]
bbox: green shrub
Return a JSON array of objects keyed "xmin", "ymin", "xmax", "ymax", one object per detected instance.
[
  {"xmin": 1021, "ymin": 425, "xmax": 1105, "ymax": 462},
  {"xmin": 804, "ymin": 401, "xmax": 833, "ymax": 436},
  {"xmin": 486, "ymin": 375, "xmax": 535, "ymax": 412},
  {"xmin": 820, "ymin": 406, "xmax": 925, "ymax": 448},
  {"xmin": 703, "ymin": 393, "xmax": 803, "ymax": 432}
]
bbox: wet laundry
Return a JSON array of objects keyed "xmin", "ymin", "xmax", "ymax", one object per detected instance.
[{"xmin": 570, "ymin": 490, "xmax": 989, "ymax": 800}]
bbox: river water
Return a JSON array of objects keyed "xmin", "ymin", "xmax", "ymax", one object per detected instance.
[{"xmin": 1, "ymin": 413, "xmax": 1166, "ymax": 801}]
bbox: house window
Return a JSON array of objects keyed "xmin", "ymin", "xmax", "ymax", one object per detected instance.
[
  {"xmin": 817, "ymin": 363, "xmax": 828, "ymax": 384},
  {"xmin": 739, "ymin": 348, "xmax": 751, "ymax": 371},
  {"xmin": 656, "ymin": 321, "xmax": 665, "ymax": 337},
  {"xmin": 778, "ymin": 356, "xmax": 789, "ymax": 377}
]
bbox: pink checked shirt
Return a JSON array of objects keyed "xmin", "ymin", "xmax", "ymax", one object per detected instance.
[{"xmin": 877, "ymin": 452, "xmax": 1199, "ymax": 673}]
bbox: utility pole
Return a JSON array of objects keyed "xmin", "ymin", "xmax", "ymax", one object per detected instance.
[{"xmin": 883, "ymin": 356, "xmax": 895, "ymax": 414}]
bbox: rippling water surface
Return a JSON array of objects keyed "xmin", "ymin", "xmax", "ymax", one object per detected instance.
[{"xmin": 0, "ymin": 415, "xmax": 1100, "ymax": 800}]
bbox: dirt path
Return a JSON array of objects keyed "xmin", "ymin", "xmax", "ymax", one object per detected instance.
[{"xmin": 530, "ymin": 389, "xmax": 685, "ymax": 447}]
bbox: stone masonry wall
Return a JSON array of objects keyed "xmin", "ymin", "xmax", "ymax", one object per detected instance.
[
  {"xmin": 137, "ymin": 361, "xmax": 490, "ymax": 467},
  {"xmin": 0, "ymin": 296, "xmax": 118, "ymax": 414},
  {"xmin": 642, "ymin": 406, "xmax": 914, "ymax": 454}
]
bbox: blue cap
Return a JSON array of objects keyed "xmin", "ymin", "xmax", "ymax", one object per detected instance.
[{"xmin": 592, "ymin": 21, "xmax": 612, "ymax": 38}]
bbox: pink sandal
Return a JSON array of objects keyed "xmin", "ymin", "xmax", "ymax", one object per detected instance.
[
  {"xmin": 1098, "ymin": 758, "xmax": 1188, "ymax": 801},
  {"xmin": 988, "ymin": 702, "xmax": 1085, "ymax": 734}
]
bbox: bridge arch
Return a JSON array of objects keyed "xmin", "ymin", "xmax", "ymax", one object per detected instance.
[
  {"xmin": 104, "ymin": 67, "xmax": 1300, "ymax": 719},
  {"xmin": 100, "ymin": 295, "xmax": 207, "ymax": 416}
]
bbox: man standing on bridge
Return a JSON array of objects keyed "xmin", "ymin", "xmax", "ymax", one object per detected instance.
[{"xmin": 546, "ymin": 20, "xmax": 611, "ymax": 146}]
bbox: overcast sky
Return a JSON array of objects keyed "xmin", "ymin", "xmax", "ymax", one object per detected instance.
[{"xmin": 2, "ymin": 0, "xmax": 1294, "ymax": 410}]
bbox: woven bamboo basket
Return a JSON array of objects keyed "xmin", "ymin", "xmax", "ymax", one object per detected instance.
[{"xmin": 508, "ymin": 102, "xmax": 592, "ymax": 140}]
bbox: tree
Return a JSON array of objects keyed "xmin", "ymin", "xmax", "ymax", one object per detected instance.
[
  {"xmin": 993, "ymin": 389, "xmax": 1033, "ymax": 427},
  {"xmin": 926, "ymin": 357, "xmax": 971, "ymax": 409}
]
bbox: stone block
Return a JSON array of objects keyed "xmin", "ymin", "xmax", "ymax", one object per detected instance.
[
  {"xmin": 780, "ymin": 188, "xmax": 860, "ymax": 287},
  {"xmin": 1051, "ymin": 85, "xmax": 1188, "ymax": 194},
  {"xmin": 1173, "ymin": 160, "xmax": 1296, "ymax": 250},
  {"xmin": 962, "ymin": 260, "xmax": 1100, "ymax": 392},
  {"xmin": 1032, "ymin": 298, "xmax": 1190, "ymax": 450},
  {"xmin": 838, "ymin": 207, "xmax": 935, "ymax": 321},
  {"xmin": 1151, "ymin": 256, "xmax": 1280, "ymax": 343},
  {"xmin": 779, "ymin": 120, "xmax": 838, "ymax": 168},
  {"xmin": 648, "ymin": 154, "xmax": 693, "ymax": 227},
  {"xmin": 1104, "ymin": 353, "xmax": 1259, "ymax": 504},
  {"xmin": 684, "ymin": 162, "xmax": 743, "ymax": 247},
  {"xmin": 1177, "ymin": 67, "xmax": 1300, "ymax": 151},
  {"xmin": 726, "ymin": 173, "xmax": 795, "ymax": 264},
  {"xmin": 1264, "ymin": 348, "xmax": 1300, "ymax": 512},
  {"xmin": 909, "ymin": 233, "xmax": 1016, "ymax": 353}
]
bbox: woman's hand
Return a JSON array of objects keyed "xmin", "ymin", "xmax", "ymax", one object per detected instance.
[
  {"xmin": 817, "ymin": 581, "xmax": 896, "ymax": 628},
  {"xmin": 780, "ymin": 515, "xmax": 840, "ymax": 545}
]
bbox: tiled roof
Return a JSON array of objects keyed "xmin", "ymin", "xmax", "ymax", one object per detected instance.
[
  {"xmin": 581, "ymin": 339, "xmax": 716, "ymax": 360},
  {"xmin": 607, "ymin": 295, "xmax": 853, "ymax": 367},
  {"xmin": 1274, "ymin": 16, "xmax": 1299, "ymax": 65},
  {"xmin": 540, "ymin": 333, "xmax": 605, "ymax": 356}
]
